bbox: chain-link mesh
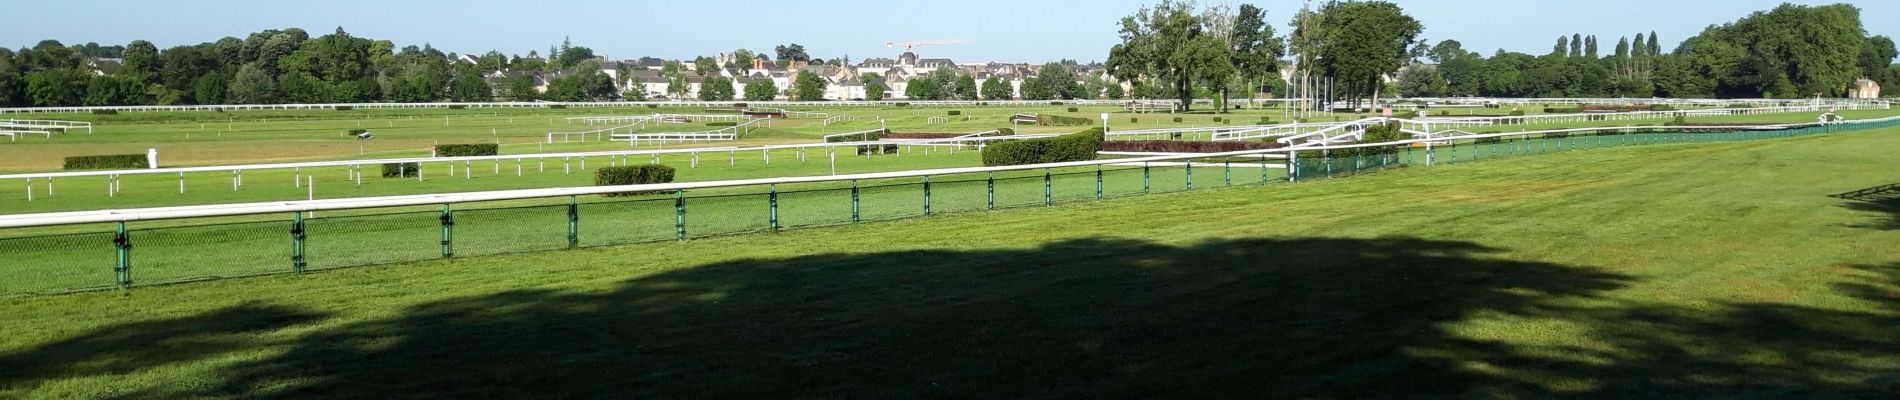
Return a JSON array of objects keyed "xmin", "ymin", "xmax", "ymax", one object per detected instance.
[
  {"xmin": 132, "ymin": 220, "xmax": 290, "ymax": 284},
  {"xmin": 0, "ymin": 230, "xmax": 116, "ymax": 294},
  {"xmin": 457, "ymin": 204, "xmax": 568, "ymax": 257},
  {"xmin": 304, "ymin": 211, "xmax": 440, "ymax": 271}
]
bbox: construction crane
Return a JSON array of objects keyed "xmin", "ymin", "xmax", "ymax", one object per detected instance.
[{"xmin": 884, "ymin": 39, "xmax": 970, "ymax": 52}]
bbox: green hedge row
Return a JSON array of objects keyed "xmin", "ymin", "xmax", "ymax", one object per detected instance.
[
  {"xmin": 857, "ymin": 144, "xmax": 901, "ymax": 155},
  {"xmin": 706, "ymin": 121, "xmax": 738, "ymax": 127},
  {"xmin": 1039, "ymin": 114, "xmax": 1094, "ymax": 126},
  {"xmin": 91, "ymin": 109, "xmax": 117, "ymax": 115},
  {"xmin": 948, "ymin": 110, "xmax": 962, "ymax": 115},
  {"xmin": 334, "ymin": 106, "xmax": 354, "ymax": 111},
  {"xmin": 981, "ymin": 128, "xmax": 1104, "ymax": 166},
  {"xmin": 824, "ymin": 129, "xmax": 887, "ymax": 143},
  {"xmin": 381, "ymin": 162, "xmax": 420, "ymax": 177},
  {"xmin": 437, "ymin": 144, "xmax": 499, "ymax": 157},
  {"xmin": 63, "ymin": 154, "xmax": 148, "ymax": 170},
  {"xmin": 594, "ymin": 165, "xmax": 677, "ymax": 197}
]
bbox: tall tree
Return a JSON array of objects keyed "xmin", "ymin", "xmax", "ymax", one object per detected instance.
[
  {"xmin": 775, "ymin": 43, "xmax": 809, "ymax": 62},
  {"xmin": 1106, "ymin": 0, "xmax": 1204, "ymax": 110},
  {"xmin": 698, "ymin": 76, "xmax": 734, "ymax": 101},
  {"xmin": 1303, "ymin": 0, "xmax": 1423, "ymax": 109},
  {"xmin": 226, "ymin": 63, "xmax": 276, "ymax": 104},
  {"xmin": 792, "ymin": 70, "xmax": 826, "ymax": 100},
  {"xmin": 1230, "ymin": 4, "xmax": 1286, "ymax": 104},
  {"xmin": 743, "ymin": 78, "xmax": 778, "ymax": 101},
  {"xmin": 120, "ymin": 40, "xmax": 159, "ymax": 79},
  {"xmin": 954, "ymin": 74, "xmax": 978, "ymax": 100},
  {"xmin": 981, "ymin": 76, "xmax": 1011, "ymax": 100}
]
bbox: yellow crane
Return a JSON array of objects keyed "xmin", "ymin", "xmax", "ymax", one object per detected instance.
[{"xmin": 883, "ymin": 39, "xmax": 970, "ymax": 52}]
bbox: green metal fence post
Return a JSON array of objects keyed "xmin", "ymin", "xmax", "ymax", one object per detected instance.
[
  {"xmin": 567, "ymin": 196, "xmax": 579, "ymax": 247},
  {"xmin": 850, "ymin": 180, "xmax": 860, "ymax": 222},
  {"xmin": 987, "ymin": 172, "xmax": 996, "ymax": 209},
  {"xmin": 769, "ymin": 184, "xmax": 779, "ymax": 231},
  {"xmin": 1043, "ymin": 168, "xmax": 1052, "ymax": 206},
  {"xmin": 1260, "ymin": 156, "xmax": 1269, "ymax": 183},
  {"xmin": 114, "ymin": 221, "xmax": 131, "ymax": 288},
  {"xmin": 1224, "ymin": 161, "xmax": 1232, "ymax": 186},
  {"xmin": 291, "ymin": 212, "xmax": 306, "ymax": 273},
  {"xmin": 439, "ymin": 204, "xmax": 454, "ymax": 258},
  {"xmin": 1095, "ymin": 166, "xmax": 1104, "ymax": 199},
  {"xmin": 923, "ymin": 176, "xmax": 932, "ymax": 215},
  {"xmin": 674, "ymin": 191, "xmax": 686, "ymax": 240},
  {"xmin": 1186, "ymin": 161, "xmax": 1193, "ymax": 190}
]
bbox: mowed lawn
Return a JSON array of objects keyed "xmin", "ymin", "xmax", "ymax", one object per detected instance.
[{"xmin": 1, "ymin": 127, "xmax": 1896, "ymax": 398}]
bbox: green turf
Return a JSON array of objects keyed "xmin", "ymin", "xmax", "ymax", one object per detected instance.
[{"xmin": 0, "ymin": 121, "xmax": 1895, "ymax": 398}]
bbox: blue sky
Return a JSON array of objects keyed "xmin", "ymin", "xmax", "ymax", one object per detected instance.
[{"xmin": 4, "ymin": 0, "xmax": 1895, "ymax": 63}]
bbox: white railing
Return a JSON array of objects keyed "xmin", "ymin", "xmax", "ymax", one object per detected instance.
[
  {"xmin": 610, "ymin": 117, "xmax": 769, "ymax": 146},
  {"xmin": 821, "ymin": 128, "xmax": 886, "ymax": 142},
  {"xmin": 1276, "ymin": 118, "xmax": 1388, "ymax": 147},
  {"xmin": 8, "ymin": 116, "xmax": 1881, "ymax": 228},
  {"xmin": 822, "ymin": 115, "xmax": 876, "ymax": 127}
]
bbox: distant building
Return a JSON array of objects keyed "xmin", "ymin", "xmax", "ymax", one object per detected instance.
[{"xmin": 1849, "ymin": 78, "xmax": 1880, "ymax": 99}]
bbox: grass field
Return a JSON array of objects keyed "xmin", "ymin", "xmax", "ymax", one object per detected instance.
[{"xmin": 0, "ymin": 120, "xmax": 1895, "ymax": 398}]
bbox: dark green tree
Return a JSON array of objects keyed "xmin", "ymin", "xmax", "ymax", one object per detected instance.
[
  {"xmin": 793, "ymin": 70, "xmax": 826, "ymax": 100},
  {"xmin": 743, "ymin": 78, "xmax": 778, "ymax": 101},
  {"xmin": 981, "ymin": 76, "xmax": 1012, "ymax": 100},
  {"xmin": 699, "ymin": 76, "xmax": 735, "ymax": 101}
]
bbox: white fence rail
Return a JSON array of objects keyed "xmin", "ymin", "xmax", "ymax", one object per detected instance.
[{"xmin": 0, "ymin": 100, "xmax": 1176, "ymax": 114}]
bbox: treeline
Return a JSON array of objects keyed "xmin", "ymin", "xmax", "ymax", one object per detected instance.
[
  {"xmin": 1397, "ymin": 3, "xmax": 1894, "ymax": 99},
  {"xmin": 0, "ymin": 28, "xmax": 625, "ymax": 108}
]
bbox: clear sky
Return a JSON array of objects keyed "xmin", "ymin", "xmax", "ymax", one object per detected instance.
[{"xmin": 3, "ymin": 0, "xmax": 1895, "ymax": 64}]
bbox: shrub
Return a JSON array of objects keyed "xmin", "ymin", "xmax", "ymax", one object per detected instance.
[
  {"xmin": 1130, "ymin": 117, "xmax": 1139, "ymax": 123},
  {"xmin": 995, "ymin": 127, "xmax": 1015, "ymax": 135},
  {"xmin": 1543, "ymin": 106, "xmax": 1584, "ymax": 113},
  {"xmin": 1051, "ymin": 101, "xmax": 1065, "ymax": 105},
  {"xmin": 1508, "ymin": 109, "xmax": 1525, "ymax": 116},
  {"xmin": 1671, "ymin": 115, "xmax": 1687, "ymax": 125},
  {"xmin": 1212, "ymin": 116, "xmax": 1224, "ymax": 122},
  {"xmin": 1067, "ymin": 107, "xmax": 1079, "ymax": 112},
  {"xmin": 448, "ymin": 104, "xmax": 467, "ymax": 110},
  {"xmin": 343, "ymin": 128, "xmax": 368, "ymax": 138},
  {"xmin": 436, "ymin": 143, "xmax": 499, "ymax": 157},
  {"xmin": 594, "ymin": 165, "xmax": 677, "ymax": 197},
  {"xmin": 981, "ymin": 127, "xmax": 1104, "ymax": 166},
  {"xmin": 895, "ymin": 102, "xmax": 910, "ymax": 107},
  {"xmin": 646, "ymin": 104, "xmax": 660, "ymax": 108},
  {"xmin": 733, "ymin": 102, "xmax": 748, "ymax": 108},
  {"xmin": 547, "ymin": 104, "xmax": 567, "ymax": 109},
  {"xmin": 381, "ymin": 162, "xmax": 420, "ymax": 178},
  {"xmin": 826, "ymin": 129, "xmax": 885, "ymax": 143},
  {"xmin": 91, "ymin": 109, "xmax": 118, "ymax": 115},
  {"xmin": 63, "ymin": 154, "xmax": 148, "ymax": 170},
  {"xmin": 948, "ymin": 110, "xmax": 962, "ymax": 116},
  {"xmin": 1649, "ymin": 104, "xmax": 1676, "ymax": 112},
  {"xmin": 706, "ymin": 122, "xmax": 738, "ymax": 127},
  {"xmin": 1038, "ymin": 114, "xmax": 1093, "ymax": 126},
  {"xmin": 334, "ymin": 106, "xmax": 354, "ymax": 111},
  {"xmin": 1100, "ymin": 140, "xmax": 1285, "ymax": 153},
  {"xmin": 1438, "ymin": 110, "xmax": 1450, "ymax": 116},
  {"xmin": 1172, "ymin": 117, "xmax": 1184, "ymax": 123}
]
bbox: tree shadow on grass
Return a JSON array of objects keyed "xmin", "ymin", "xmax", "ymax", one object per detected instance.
[
  {"xmin": 11, "ymin": 238, "xmax": 1898, "ymax": 398},
  {"xmin": 1835, "ymin": 183, "xmax": 1900, "ymax": 230},
  {"xmin": 187, "ymin": 237, "xmax": 1636, "ymax": 398},
  {"xmin": 0, "ymin": 304, "xmax": 327, "ymax": 393}
]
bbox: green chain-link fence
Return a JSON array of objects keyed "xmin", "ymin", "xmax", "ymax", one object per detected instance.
[{"xmin": 0, "ymin": 120, "xmax": 1880, "ymax": 296}]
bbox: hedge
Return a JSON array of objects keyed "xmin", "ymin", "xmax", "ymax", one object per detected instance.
[
  {"xmin": 706, "ymin": 122, "xmax": 738, "ymax": 127},
  {"xmin": 1649, "ymin": 104, "xmax": 1677, "ymax": 111},
  {"xmin": 547, "ymin": 104, "xmax": 567, "ymax": 109},
  {"xmin": 448, "ymin": 104, "xmax": 467, "ymax": 110},
  {"xmin": 594, "ymin": 165, "xmax": 677, "ymax": 197},
  {"xmin": 1066, "ymin": 107, "xmax": 1079, "ymax": 112},
  {"xmin": 1543, "ymin": 106, "xmax": 1584, "ymax": 113},
  {"xmin": 980, "ymin": 127, "xmax": 1104, "ymax": 166},
  {"xmin": 437, "ymin": 143, "xmax": 499, "ymax": 157},
  {"xmin": 334, "ymin": 106, "xmax": 354, "ymax": 111},
  {"xmin": 1212, "ymin": 116, "xmax": 1223, "ymax": 122},
  {"xmin": 1130, "ymin": 117, "xmax": 1139, "ymax": 123},
  {"xmin": 895, "ymin": 102, "xmax": 910, "ymax": 107},
  {"xmin": 1038, "ymin": 114, "xmax": 1093, "ymax": 126},
  {"xmin": 91, "ymin": 109, "xmax": 117, "ymax": 115},
  {"xmin": 825, "ymin": 129, "xmax": 886, "ymax": 143},
  {"xmin": 948, "ymin": 110, "xmax": 962, "ymax": 116},
  {"xmin": 1508, "ymin": 110, "xmax": 1525, "ymax": 116},
  {"xmin": 63, "ymin": 154, "xmax": 148, "ymax": 170},
  {"xmin": 1100, "ymin": 140, "xmax": 1284, "ymax": 153},
  {"xmin": 996, "ymin": 127, "xmax": 1015, "ymax": 135},
  {"xmin": 1172, "ymin": 117, "xmax": 1184, "ymax": 123},
  {"xmin": 856, "ymin": 144, "xmax": 901, "ymax": 155},
  {"xmin": 381, "ymin": 162, "xmax": 420, "ymax": 178}
]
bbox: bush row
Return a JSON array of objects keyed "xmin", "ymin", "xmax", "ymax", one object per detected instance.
[
  {"xmin": 1100, "ymin": 140, "xmax": 1285, "ymax": 153},
  {"xmin": 857, "ymin": 144, "xmax": 902, "ymax": 155},
  {"xmin": 706, "ymin": 122, "xmax": 738, "ymax": 127},
  {"xmin": 981, "ymin": 128, "xmax": 1104, "ymax": 166},
  {"xmin": 594, "ymin": 165, "xmax": 677, "ymax": 197},
  {"xmin": 824, "ymin": 129, "xmax": 886, "ymax": 143},
  {"xmin": 381, "ymin": 162, "xmax": 420, "ymax": 177},
  {"xmin": 947, "ymin": 110, "xmax": 962, "ymax": 116},
  {"xmin": 1037, "ymin": 114, "xmax": 1094, "ymax": 126},
  {"xmin": 437, "ymin": 143, "xmax": 499, "ymax": 157},
  {"xmin": 63, "ymin": 154, "xmax": 147, "ymax": 170}
]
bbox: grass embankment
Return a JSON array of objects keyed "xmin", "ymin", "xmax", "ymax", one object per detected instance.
[{"xmin": 1, "ymin": 124, "xmax": 1896, "ymax": 398}]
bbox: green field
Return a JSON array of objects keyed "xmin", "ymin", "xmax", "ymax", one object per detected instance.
[{"xmin": 0, "ymin": 119, "xmax": 1895, "ymax": 397}]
